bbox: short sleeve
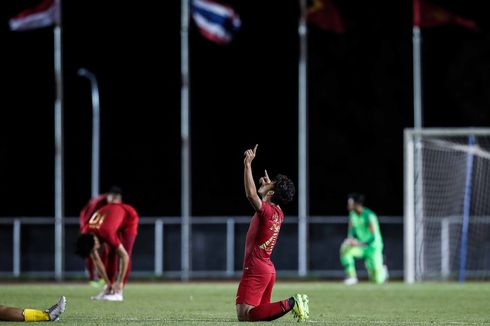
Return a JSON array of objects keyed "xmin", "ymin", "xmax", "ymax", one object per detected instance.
[
  {"xmin": 257, "ymin": 201, "xmax": 273, "ymax": 220},
  {"xmin": 368, "ymin": 213, "xmax": 378, "ymax": 225}
]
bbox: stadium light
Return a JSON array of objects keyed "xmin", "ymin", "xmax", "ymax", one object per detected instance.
[{"xmin": 78, "ymin": 68, "xmax": 101, "ymax": 198}]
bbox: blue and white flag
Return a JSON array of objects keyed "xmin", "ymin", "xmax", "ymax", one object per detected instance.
[{"xmin": 191, "ymin": 0, "xmax": 241, "ymax": 44}]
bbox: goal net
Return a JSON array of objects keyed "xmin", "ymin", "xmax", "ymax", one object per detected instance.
[{"xmin": 404, "ymin": 128, "xmax": 490, "ymax": 282}]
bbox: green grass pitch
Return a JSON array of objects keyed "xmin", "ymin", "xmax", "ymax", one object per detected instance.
[{"xmin": 0, "ymin": 282, "xmax": 489, "ymax": 325}]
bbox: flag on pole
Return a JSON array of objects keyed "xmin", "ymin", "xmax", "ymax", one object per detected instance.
[
  {"xmin": 9, "ymin": 0, "xmax": 59, "ymax": 31},
  {"xmin": 307, "ymin": 0, "xmax": 344, "ymax": 33},
  {"xmin": 414, "ymin": 0, "xmax": 477, "ymax": 30},
  {"xmin": 191, "ymin": 0, "xmax": 241, "ymax": 44}
]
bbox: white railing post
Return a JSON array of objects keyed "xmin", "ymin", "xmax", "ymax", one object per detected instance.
[
  {"xmin": 155, "ymin": 220, "xmax": 164, "ymax": 276},
  {"xmin": 441, "ymin": 217, "xmax": 450, "ymax": 279},
  {"xmin": 226, "ymin": 219, "xmax": 235, "ymax": 277},
  {"xmin": 13, "ymin": 219, "xmax": 21, "ymax": 277}
]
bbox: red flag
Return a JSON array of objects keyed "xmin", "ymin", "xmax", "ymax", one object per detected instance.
[
  {"xmin": 9, "ymin": 0, "xmax": 59, "ymax": 31},
  {"xmin": 307, "ymin": 0, "xmax": 345, "ymax": 33},
  {"xmin": 414, "ymin": 0, "xmax": 477, "ymax": 30}
]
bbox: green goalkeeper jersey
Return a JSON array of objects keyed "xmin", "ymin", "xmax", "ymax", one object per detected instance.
[{"xmin": 348, "ymin": 207, "xmax": 383, "ymax": 249}]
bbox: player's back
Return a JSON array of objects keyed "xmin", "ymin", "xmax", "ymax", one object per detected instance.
[
  {"xmin": 82, "ymin": 204, "xmax": 127, "ymax": 248},
  {"xmin": 119, "ymin": 203, "xmax": 139, "ymax": 235},
  {"xmin": 79, "ymin": 194, "xmax": 108, "ymax": 229}
]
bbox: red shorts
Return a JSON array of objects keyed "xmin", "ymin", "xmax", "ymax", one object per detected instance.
[{"xmin": 236, "ymin": 270, "xmax": 276, "ymax": 306}]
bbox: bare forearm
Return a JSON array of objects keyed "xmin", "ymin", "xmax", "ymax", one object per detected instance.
[
  {"xmin": 244, "ymin": 164, "xmax": 257, "ymax": 198},
  {"xmin": 91, "ymin": 252, "xmax": 110, "ymax": 285},
  {"xmin": 243, "ymin": 145, "xmax": 261, "ymax": 210}
]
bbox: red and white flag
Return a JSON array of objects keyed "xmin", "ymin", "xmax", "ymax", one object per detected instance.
[
  {"xmin": 307, "ymin": 0, "xmax": 345, "ymax": 33},
  {"xmin": 9, "ymin": 0, "xmax": 59, "ymax": 31},
  {"xmin": 414, "ymin": 0, "xmax": 478, "ymax": 30}
]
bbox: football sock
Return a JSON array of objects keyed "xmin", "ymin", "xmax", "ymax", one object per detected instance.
[
  {"xmin": 249, "ymin": 299, "xmax": 292, "ymax": 321},
  {"xmin": 347, "ymin": 269, "xmax": 357, "ymax": 278},
  {"xmin": 23, "ymin": 309, "xmax": 50, "ymax": 322},
  {"xmin": 288, "ymin": 297, "xmax": 295, "ymax": 309}
]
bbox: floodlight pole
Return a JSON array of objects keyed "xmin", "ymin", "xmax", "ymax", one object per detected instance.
[{"xmin": 77, "ymin": 68, "xmax": 100, "ymax": 198}]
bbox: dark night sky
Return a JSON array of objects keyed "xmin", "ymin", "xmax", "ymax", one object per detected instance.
[{"xmin": 1, "ymin": 0, "xmax": 490, "ymax": 218}]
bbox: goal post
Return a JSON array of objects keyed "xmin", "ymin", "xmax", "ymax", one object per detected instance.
[{"xmin": 404, "ymin": 128, "xmax": 490, "ymax": 283}]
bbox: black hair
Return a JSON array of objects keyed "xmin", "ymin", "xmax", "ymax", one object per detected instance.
[
  {"xmin": 347, "ymin": 193, "xmax": 365, "ymax": 205},
  {"xmin": 75, "ymin": 234, "xmax": 95, "ymax": 258},
  {"xmin": 272, "ymin": 174, "xmax": 295, "ymax": 206},
  {"xmin": 109, "ymin": 185, "xmax": 122, "ymax": 196}
]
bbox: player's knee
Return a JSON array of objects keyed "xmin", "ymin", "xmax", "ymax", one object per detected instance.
[
  {"xmin": 236, "ymin": 304, "xmax": 252, "ymax": 321},
  {"xmin": 340, "ymin": 244, "xmax": 350, "ymax": 254},
  {"xmin": 340, "ymin": 255, "xmax": 353, "ymax": 265},
  {"xmin": 236, "ymin": 310, "xmax": 250, "ymax": 321}
]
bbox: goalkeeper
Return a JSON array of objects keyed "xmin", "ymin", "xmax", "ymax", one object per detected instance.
[{"xmin": 340, "ymin": 193, "xmax": 387, "ymax": 285}]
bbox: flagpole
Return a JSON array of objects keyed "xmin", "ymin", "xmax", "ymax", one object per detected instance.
[
  {"xmin": 413, "ymin": 0, "xmax": 422, "ymax": 128},
  {"xmin": 53, "ymin": 0, "xmax": 64, "ymax": 281},
  {"xmin": 405, "ymin": 23, "xmax": 422, "ymax": 284},
  {"xmin": 406, "ymin": 0, "xmax": 424, "ymax": 284},
  {"xmin": 298, "ymin": 0, "xmax": 309, "ymax": 277},
  {"xmin": 181, "ymin": 0, "xmax": 191, "ymax": 282},
  {"xmin": 413, "ymin": 25, "xmax": 422, "ymax": 129}
]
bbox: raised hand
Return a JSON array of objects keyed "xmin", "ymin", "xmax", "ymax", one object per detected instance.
[
  {"xmin": 259, "ymin": 169, "xmax": 272, "ymax": 186},
  {"xmin": 264, "ymin": 169, "xmax": 271, "ymax": 183},
  {"xmin": 244, "ymin": 144, "xmax": 258, "ymax": 166}
]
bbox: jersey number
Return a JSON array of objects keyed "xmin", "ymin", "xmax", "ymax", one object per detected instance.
[{"xmin": 88, "ymin": 212, "xmax": 106, "ymax": 229}]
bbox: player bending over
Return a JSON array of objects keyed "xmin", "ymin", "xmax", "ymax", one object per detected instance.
[
  {"xmin": 75, "ymin": 202, "xmax": 139, "ymax": 301},
  {"xmin": 0, "ymin": 297, "xmax": 66, "ymax": 322},
  {"xmin": 79, "ymin": 186, "xmax": 123, "ymax": 288},
  {"xmin": 236, "ymin": 144, "xmax": 309, "ymax": 322}
]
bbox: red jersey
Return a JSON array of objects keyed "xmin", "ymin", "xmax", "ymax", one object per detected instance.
[
  {"xmin": 119, "ymin": 203, "xmax": 139, "ymax": 236},
  {"xmin": 81, "ymin": 203, "xmax": 139, "ymax": 249},
  {"xmin": 243, "ymin": 201, "xmax": 284, "ymax": 274},
  {"xmin": 79, "ymin": 194, "xmax": 109, "ymax": 231}
]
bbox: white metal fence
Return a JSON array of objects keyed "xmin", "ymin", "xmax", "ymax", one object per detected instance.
[{"xmin": 0, "ymin": 216, "xmax": 403, "ymax": 279}]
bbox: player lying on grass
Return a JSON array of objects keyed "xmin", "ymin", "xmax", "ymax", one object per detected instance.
[
  {"xmin": 236, "ymin": 144, "xmax": 309, "ymax": 322},
  {"xmin": 0, "ymin": 297, "xmax": 66, "ymax": 322}
]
